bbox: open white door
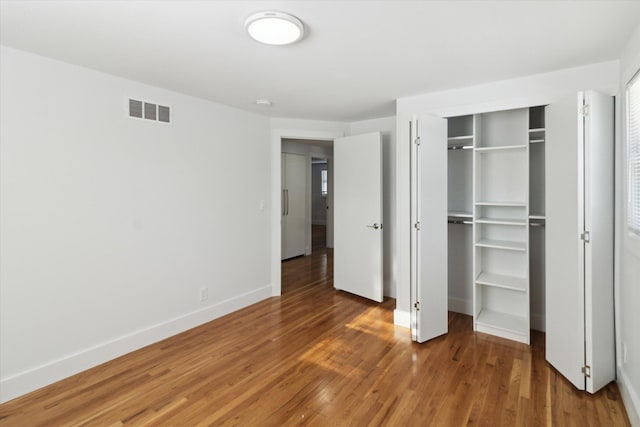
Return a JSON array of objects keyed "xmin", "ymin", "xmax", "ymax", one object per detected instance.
[
  {"xmin": 333, "ymin": 132, "xmax": 383, "ymax": 302},
  {"xmin": 546, "ymin": 91, "xmax": 615, "ymax": 393},
  {"xmin": 546, "ymin": 93, "xmax": 586, "ymax": 390},
  {"xmin": 583, "ymin": 90, "xmax": 615, "ymax": 393},
  {"xmin": 410, "ymin": 115, "xmax": 448, "ymax": 343}
]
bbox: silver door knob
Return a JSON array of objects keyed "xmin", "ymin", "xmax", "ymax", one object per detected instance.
[{"xmin": 366, "ymin": 223, "xmax": 382, "ymax": 230}]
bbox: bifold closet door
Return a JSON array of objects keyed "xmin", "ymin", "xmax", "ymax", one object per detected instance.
[
  {"xmin": 546, "ymin": 90, "xmax": 614, "ymax": 393},
  {"xmin": 410, "ymin": 115, "xmax": 448, "ymax": 343},
  {"xmin": 582, "ymin": 91, "xmax": 615, "ymax": 393},
  {"xmin": 281, "ymin": 153, "xmax": 306, "ymax": 260}
]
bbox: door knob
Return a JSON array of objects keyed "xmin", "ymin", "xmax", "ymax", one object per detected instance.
[{"xmin": 366, "ymin": 223, "xmax": 382, "ymax": 230}]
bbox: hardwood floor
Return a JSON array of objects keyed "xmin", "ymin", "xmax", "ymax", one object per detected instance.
[{"xmin": 0, "ymin": 239, "xmax": 630, "ymax": 426}]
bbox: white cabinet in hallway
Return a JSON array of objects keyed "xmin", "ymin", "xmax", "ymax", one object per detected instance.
[{"xmin": 281, "ymin": 152, "xmax": 307, "ymax": 260}]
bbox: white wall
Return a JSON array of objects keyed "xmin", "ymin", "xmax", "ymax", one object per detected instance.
[
  {"xmin": 0, "ymin": 47, "xmax": 272, "ymax": 403},
  {"xmin": 271, "ymin": 118, "xmax": 349, "ymax": 134},
  {"xmin": 395, "ymin": 61, "xmax": 619, "ymax": 326},
  {"xmin": 349, "ymin": 117, "xmax": 396, "ymax": 298},
  {"xmin": 616, "ymin": 23, "xmax": 640, "ymax": 427}
]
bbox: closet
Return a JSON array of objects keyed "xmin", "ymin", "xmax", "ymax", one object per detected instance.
[
  {"xmin": 412, "ymin": 106, "xmax": 547, "ymax": 345},
  {"xmin": 281, "ymin": 152, "xmax": 306, "ymax": 260},
  {"xmin": 410, "ymin": 89, "xmax": 615, "ymax": 393}
]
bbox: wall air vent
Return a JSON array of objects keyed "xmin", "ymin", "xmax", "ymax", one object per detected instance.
[{"xmin": 127, "ymin": 98, "xmax": 171, "ymax": 124}]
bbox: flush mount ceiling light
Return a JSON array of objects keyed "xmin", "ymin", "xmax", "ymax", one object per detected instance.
[
  {"xmin": 255, "ymin": 99, "xmax": 273, "ymax": 107},
  {"xmin": 245, "ymin": 11, "xmax": 304, "ymax": 46}
]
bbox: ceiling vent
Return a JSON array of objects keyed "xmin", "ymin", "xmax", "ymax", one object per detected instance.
[{"xmin": 128, "ymin": 98, "xmax": 171, "ymax": 124}]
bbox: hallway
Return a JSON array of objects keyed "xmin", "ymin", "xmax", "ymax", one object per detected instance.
[{"xmin": 282, "ymin": 225, "xmax": 332, "ymax": 294}]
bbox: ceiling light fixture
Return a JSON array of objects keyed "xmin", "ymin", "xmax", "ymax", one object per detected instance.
[
  {"xmin": 245, "ymin": 11, "xmax": 304, "ymax": 46},
  {"xmin": 255, "ymin": 99, "xmax": 273, "ymax": 107}
]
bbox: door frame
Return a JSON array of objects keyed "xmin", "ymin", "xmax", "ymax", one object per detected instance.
[{"xmin": 271, "ymin": 128, "xmax": 345, "ymax": 297}]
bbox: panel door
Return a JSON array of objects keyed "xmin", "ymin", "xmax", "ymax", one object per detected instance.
[
  {"xmin": 333, "ymin": 132, "xmax": 383, "ymax": 302},
  {"xmin": 546, "ymin": 90, "xmax": 615, "ymax": 393},
  {"xmin": 583, "ymin": 90, "xmax": 615, "ymax": 393},
  {"xmin": 545, "ymin": 93, "xmax": 586, "ymax": 390},
  {"xmin": 411, "ymin": 115, "xmax": 448, "ymax": 343}
]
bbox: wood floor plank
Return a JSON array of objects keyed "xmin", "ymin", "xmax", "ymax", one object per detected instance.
[{"xmin": 0, "ymin": 226, "xmax": 631, "ymax": 425}]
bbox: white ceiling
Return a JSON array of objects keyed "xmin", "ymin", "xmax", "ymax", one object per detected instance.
[{"xmin": 1, "ymin": 1, "xmax": 639, "ymax": 122}]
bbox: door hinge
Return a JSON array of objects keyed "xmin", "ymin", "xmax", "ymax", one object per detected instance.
[
  {"xmin": 582, "ymin": 365, "xmax": 591, "ymax": 378},
  {"xmin": 414, "ymin": 137, "xmax": 421, "ymax": 146},
  {"xmin": 580, "ymin": 104, "xmax": 590, "ymax": 117},
  {"xmin": 580, "ymin": 230, "xmax": 591, "ymax": 243},
  {"xmin": 414, "ymin": 301, "xmax": 420, "ymax": 311},
  {"xmin": 414, "ymin": 221, "xmax": 421, "ymax": 231}
]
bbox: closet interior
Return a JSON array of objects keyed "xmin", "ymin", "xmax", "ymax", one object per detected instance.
[{"xmin": 446, "ymin": 106, "xmax": 546, "ymax": 345}]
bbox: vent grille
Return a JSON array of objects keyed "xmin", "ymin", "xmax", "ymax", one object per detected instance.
[
  {"xmin": 158, "ymin": 105, "xmax": 170, "ymax": 123},
  {"xmin": 128, "ymin": 98, "xmax": 171, "ymax": 124},
  {"xmin": 129, "ymin": 99, "xmax": 143, "ymax": 118}
]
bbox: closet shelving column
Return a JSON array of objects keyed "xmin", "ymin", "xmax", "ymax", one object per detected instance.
[
  {"xmin": 529, "ymin": 106, "xmax": 546, "ymax": 222},
  {"xmin": 447, "ymin": 115, "xmax": 476, "ymax": 317},
  {"xmin": 528, "ymin": 106, "xmax": 546, "ymax": 332},
  {"xmin": 447, "ymin": 115, "xmax": 475, "ymax": 220},
  {"xmin": 473, "ymin": 109, "xmax": 530, "ymax": 344}
]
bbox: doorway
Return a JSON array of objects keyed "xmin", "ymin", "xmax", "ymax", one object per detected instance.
[{"xmin": 280, "ymin": 138, "xmax": 334, "ymax": 294}]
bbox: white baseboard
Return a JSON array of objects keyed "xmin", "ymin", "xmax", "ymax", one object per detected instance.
[
  {"xmin": 394, "ymin": 309, "xmax": 410, "ymax": 328},
  {"xmin": 618, "ymin": 366, "xmax": 640, "ymax": 426},
  {"xmin": 0, "ymin": 285, "xmax": 272, "ymax": 404},
  {"xmin": 448, "ymin": 296, "xmax": 472, "ymax": 315}
]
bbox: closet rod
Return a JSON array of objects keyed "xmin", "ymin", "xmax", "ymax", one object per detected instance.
[
  {"xmin": 447, "ymin": 145, "xmax": 473, "ymax": 151},
  {"xmin": 448, "ymin": 219, "xmax": 473, "ymax": 225}
]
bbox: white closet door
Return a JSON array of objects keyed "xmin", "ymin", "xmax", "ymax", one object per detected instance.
[
  {"xmin": 333, "ymin": 132, "xmax": 383, "ymax": 302},
  {"xmin": 546, "ymin": 91, "xmax": 615, "ymax": 393},
  {"xmin": 282, "ymin": 153, "xmax": 306, "ymax": 260},
  {"xmin": 583, "ymin": 90, "xmax": 615, "ymax": 393},
  {"xmin": 411, "ymin": 115, "xmax": 448, "ymax": 343},
  {"xmin": 545, "ymin": 93, "xmax": 585, "ymax": 390}
]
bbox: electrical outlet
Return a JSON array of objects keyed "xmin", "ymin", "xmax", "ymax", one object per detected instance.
[
  {"xmin": 623, "ymin": 342, "xmax": 628, "ymax": 364},
  {"xmin": 199, "ymin": 287, "xmax": 208, "ymax": 302}
]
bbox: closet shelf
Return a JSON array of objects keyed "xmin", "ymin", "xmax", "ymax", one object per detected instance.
[
  {"xmin": 475, "ymin": 217, "xmax": 527, "ymax": 226},
  {"xmin": 475, "ymin": 272, "xmax": 527, "ymax": 291},
  {"xmin": 475, "ymin": 201, "xmax": 526, "ymax": 207},
  {"xmin": 475, "ymin": 309, "xmax": 528, "ymax": 338},
  {"xmin": 528, "ymin": 128, "xmax": 545, "ymax": 133},
  {"xmin": 475, "ymin": 239, "xmax": 526, "ymax": 252},
  {"xmin": 528, "ymin": 214, "xmax": 546, "ymax": 220},
  {"xmin": 475, "ymin": 144, "xmax": 527, "ymax": 153},
  {"xmin": 529, "ymin": 139, "xmax": 545, "ymax": 144}
]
